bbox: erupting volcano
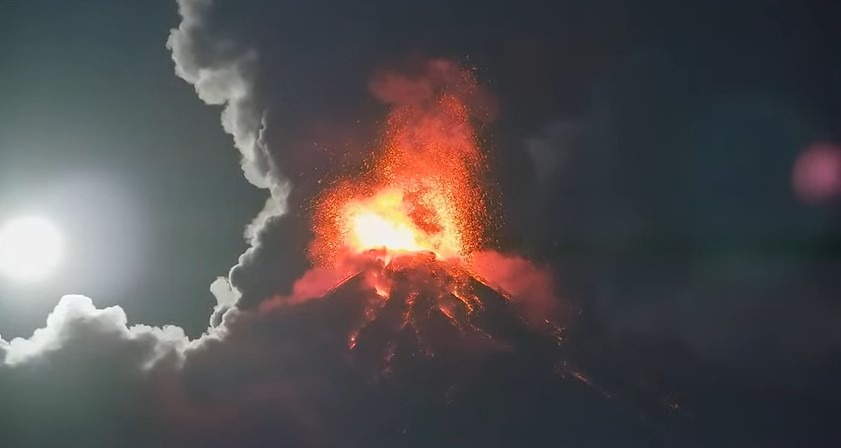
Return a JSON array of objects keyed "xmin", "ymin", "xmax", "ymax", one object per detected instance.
[
  {"xmin": 310, "ymin": 66, "xmax": 491, "ymax": 266},
  {"xmin": 260, "ymin": 62, "xmax": 592, "ymax": 389}
]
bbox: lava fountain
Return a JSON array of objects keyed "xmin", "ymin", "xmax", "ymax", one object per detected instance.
[
  {"xmin": 310, "ymin": 75, "xmax": 491, "ymax": 266},
  {"xmin": 260, "ymin": 62, "xmax": 581, "ymax": 382}
]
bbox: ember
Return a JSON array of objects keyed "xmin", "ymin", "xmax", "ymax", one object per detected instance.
[{"xmin": 310, "ymin": 69, "xmax": 491, "ymax": 265}]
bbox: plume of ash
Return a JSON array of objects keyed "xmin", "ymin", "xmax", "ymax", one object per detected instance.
[
  {"xmin": 168, "ymin": 0, "xmax": 289, "ymax": 232},
  {"xmin": 370, "ymin": 58, "xmax": 499, "ymax": 121},
  {"xmin": 168, "ymin": 0, "xmax": 299, "ymax": 313}
]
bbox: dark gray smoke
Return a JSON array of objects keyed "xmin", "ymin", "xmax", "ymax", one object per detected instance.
[
  {"xmin": 167, "ymin": 0, "xmax": 301, "ymax": 313},
  {"xmin": 168, "ymin": 0, "xmax": 289, "ymax": 246},
  {"xmin": 169, "ymin": 0, "xmax": 270, "ymax": 190},
  {"xmin": 0, "ymin": 296, "xmax": 189, "ymax": 447}
]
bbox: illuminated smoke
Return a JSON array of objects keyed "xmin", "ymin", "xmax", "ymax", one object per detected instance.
[{"xmin": 469, "ymin": 250, "xmax": 563, "ymax": 325}]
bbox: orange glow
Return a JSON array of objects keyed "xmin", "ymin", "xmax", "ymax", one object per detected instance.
[
  {"xmin": 343, "ymin": 187, "xmax": 462, "ymax": 258},
  {"xmin": 305, "ymin": 65, "xmax": 500, "ymax": 366},
  {"xmin": 310, "ymin": 70, "xmax": 492, "ymax": 266},
  {"xmin": 296, "ymin": 63, "xmax": 571, "ymax": 383},
  {"xmin": 250, "ymin": 62, "xmax": 593, "ymax": 395}
]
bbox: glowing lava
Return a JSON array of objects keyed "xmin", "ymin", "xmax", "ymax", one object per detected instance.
[
  {"xmin": 310, "ymin": 71, "xmax": 492, "ymax": 266},
  {"xmin": 252, "ymin": 62, "xmax": 637, "ymax": 418},
  {"xmin": 291, "ymin": 62, "xmax": 585, "ymax": 387},
  {"xmin": 344, "ymin": 187, "xmax": 461, "ymax": 258}
]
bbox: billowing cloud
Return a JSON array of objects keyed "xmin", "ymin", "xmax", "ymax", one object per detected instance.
[
  {"xmin": 0, "ymin": 296, "xmax": 191, "ymax": 447},
  {"xmin": 167, "ymin": 0, "xmax": 290, "ymax": 250},
  {"xmin": 0, "ymin": 292, "xmax": 370, "ymax": 447},
  {"xmin": 164, "ymin": 0, "xmax": 296, "ymax": 318},
  {"xmin": 1, "ymin": 295, "xmax": 189, "ymax": 367},
  {"xmin": 169, "ymin": 0, "xmax": 269, "ymax": 189},
  {"xmin": 0, "ymin": 286, "xmax": 654, "ymax": 448}
]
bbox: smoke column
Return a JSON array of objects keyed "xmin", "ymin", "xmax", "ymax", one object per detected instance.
[{"xmin": 168, "ymin": 0, "xmax": 289, "ymax": 237}]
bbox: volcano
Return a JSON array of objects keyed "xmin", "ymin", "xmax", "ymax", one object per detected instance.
[
  {"xmin": 288, "ymin": 63, "xmax": 596, "ymax": 393},
  {"xmin": 267, "ymin": 251, "xmax": 658, "ymax": 448},
  {"xmin": 303, "ymin": 250, "xmax": 599, "ymax": 400},
  {"xmin": 247, "ymin": 64, "xmax": 657, "ymax": 444}
]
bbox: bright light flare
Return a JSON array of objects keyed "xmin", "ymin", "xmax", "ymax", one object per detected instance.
[
  {"xmin": 342, "ymin": 187, "xmax": 463, "ymax": 259},
  {"xmin": 350, "ymin": 211, "xmax": 420, "ymax": 253},
  {"xmin": 0, "ymin": 216, "xmax": 63, "ymax": 282}
]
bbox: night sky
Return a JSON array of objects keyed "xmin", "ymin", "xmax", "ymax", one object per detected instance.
[
  {"xmin": 0, "ymin": 1, "xmax": 263, "ymax": 336},
  {"xmin": 2, "ymin": 0, "xmax": 841, "ymax": 447}
]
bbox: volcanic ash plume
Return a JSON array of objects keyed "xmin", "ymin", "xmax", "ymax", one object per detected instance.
[{"xmin": 168, "ymin": 0, "xmax": 289, "ymax": 230}]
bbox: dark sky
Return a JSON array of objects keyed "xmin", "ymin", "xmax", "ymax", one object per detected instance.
[{"xmin": 2, "ymin": 0, "xmax": 841, "ymax": 446}]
